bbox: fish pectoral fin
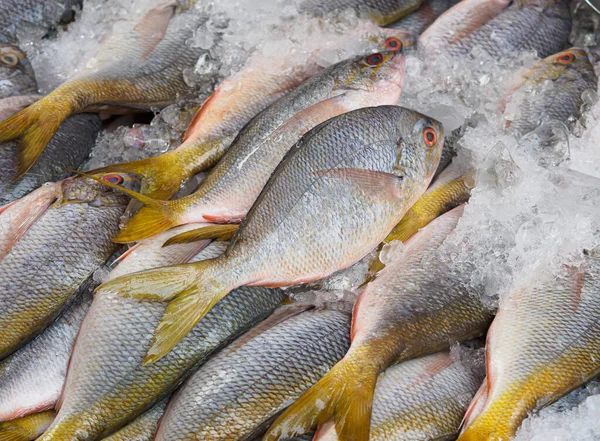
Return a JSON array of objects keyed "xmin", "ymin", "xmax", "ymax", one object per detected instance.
[
  {"xmin": 134, "ymin": 0, "xmax": 177, "ymax": 59},
  {"xmin": 316, "ymin": 168, "xmax": 404, "ymax": 201},
  {"xmin": 263, "ymin": 354, "xmax": 379, "ymax": 441},
  {"xmin": 163, "ymin": 224, "xmax": 239, "ymax": 247}
]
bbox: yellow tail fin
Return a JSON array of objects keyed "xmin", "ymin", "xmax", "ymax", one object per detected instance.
[
  {"xmin": 0, "ymin": 410, "xmax": 56, "ymax": 441},
  {"xmin": 263, "ymin": 353, "xmax": 379, "ymax": 441},
  {"xmin": 97, "ymin": 258, "xmax": 232, "ymax": 364},
  {"xmin": 163, "ymin": 224, "xmax": 239, "ymax": 246}
]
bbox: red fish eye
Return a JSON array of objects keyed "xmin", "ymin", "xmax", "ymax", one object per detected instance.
[
  {"xmin": 385, "ymin": 37, "xmax": 402, "ymax": 51},
  {"xmin": 366, "ymin": 53, "xmax": 384, "ymax": 66},
  {"xmin": 103, "ymin": 174, "xmax": 124, "ymax": 185},
  {"xmin": 424, "ymin": 128, "xmax": 437, "ymax": 146},
  {"xmin": 557, "ymin": 53, "xmax": 575, "ymax": 64}
]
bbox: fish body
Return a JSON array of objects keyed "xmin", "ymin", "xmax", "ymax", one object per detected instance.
[
  {"xmin": 506, "ymin": 47, "xmax": 597, "ymax": 135},
  {"xmin": 100, "ymin": 399, "xmax": 168, "ymax": 441},
  {"xmin": 114, "ymin": 49, "xmax": 406, "ymax": 242},
  {"xmin": 0, "ymin": 45, "xmax": 37, "ymax": 98},
  {"xmin": 264, "ymin": 205, "xmax": 493, "ymax": 441},
  {"xmin": 155, "ymin": 307, "xmax": 351, "ymax": 441},
  {"xmin": 457, "ymin": 249, "xmax": 600, "ymax": 440},
  {"xmin": 0, "ymin": 113, "xmax": 102, "ymax": 205},
  {"xmin": 314, "ymin": 351, "xmax": 484, "ymax": 441},
  {"xmin": 299, "ymin": 0, "xmax": 426, "ymax": 25},
  {"xmin": 387, "ymin": 0, "xmax": 462, "ymax": 36},
  {"xmin": 0, "ymin": 177, "xmax": 126, "ymax": 360}
]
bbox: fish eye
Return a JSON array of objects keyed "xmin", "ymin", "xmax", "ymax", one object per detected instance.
[
  {"xmin": 385, "ymin": 37, "xmax": 402, "ymax": 51},
  {"xmin": 103, "ymin": 174, "xmax": 124, "ymax": 185},
  {"xmin": 557, "ymin": 53, "xmax": 575, "ymax": 64},
  {"xmin": 0, "ymin": 54, "xmax": 18, "ymax": 66},
  {"xmin": 424, "ymin": 128, "xmax": 437, "ymax": 146},
  {"xmin": 366, "ymin": 53, "xmax": 384, "ymax": 66}
]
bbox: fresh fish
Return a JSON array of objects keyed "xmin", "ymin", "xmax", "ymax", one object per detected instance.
[
  {"xmin": 111, "ymin": 49, "xmax": 406, "ymax": 242},
  {"xmin": 0, "ymin": 113, "xmax": 102, "ymax": 205},
  {"xmin": 0, "ymin": 1, "xmax": 204, "ymax": 178},
  {"xmin": 457, "ymin": 249, "xmax": 600, "ymax": 441},
  {"xmin": 0, "ymin": 95, "xmax": 40, "ymax": 122},
  {"xmin": 368, "ymin": 160, "xmax": 474, "ymax": 274},
  {"xmin": 0, "ymin": 0, "xmax": 80, "ymax": 43},
  {"xmin": 155, "ymin": 307, "xmax": 350, "ymax": 441},
  {"xmin": 0, "ymin": 177, "xmax": 127, "ymax": 360},
  {"xmin": 100, "ymin": 399, "xmax": 169, "ymax": 441},
  {"xmin": 314, "ymin": 351, "xmax": 484, "ymax": 441},
  {"xmin": 0, "ymin": 286, "xmax": 92, "ymax": 422},
  {"xmin": 263, "ymin": 205, "xmax": 493, "ymax": 441},
  {"xmin": 86, "ymin": 27, "xmax": 408, "ymax": 200},
  {"xmin": 299, "ymin": 0, "xmax": 426, "ymax": 25},
  {"xmin": 100, "ymin": 105, "xmax": 444, "ymax": 364},
  {"xmin": 0, "ymin": 410, "xmax": 56, "ymax": 441},
  {"xmin": 419, "ymin": 0, "xmax": 571, "ymax": 59},
  {"xmin": 0, "ymin": 45, "xmax": 37, "ymax": 98},
  {"xmin": 387, "ymin": 0, "xmax": 462, "ymax": 36},
  {"xmin": 505, "ymin": 47, "xmax": 598, "ymax": 135},
  {"xmin": 37, "ymin": 288, "xmax": 286, "ymax": 440}
]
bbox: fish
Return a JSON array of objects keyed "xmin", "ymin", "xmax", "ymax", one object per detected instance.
[
  {"xmin": 0, "ymin": 113, "xmax": 102, "ymax": 205},
  {"xmin": 110, "ymin": 48, "xmax": 407, "ymax": 242},
  {"xmin": 419, "ymin": 0, "xmax": 571, "ymax": 59},
  {"xmin": 299, "ymin": 0, "xmax": 427, "ymax": 25},
  {"xmin": 99, "ymin": 104, "xmax": 444, "ymax": 364},
  {"xmin": 263, "ymin": 205, "xmax": 493, "ymax": 441},
  {"xmin": 313, "ymin": 351, "xmax": 484, "ymax": 441},
  {"xmin": 100, "ymin": 399, "xmax": 169, "ymax": 441},
  {"xmin": 0, "ymin": 95, "xmax": 40, "ymax": 122},
  {"xmin": 457, "ymin": 249, "xmax": 600, "ymax": 441},
  {"xmin": 386, "ymin": 0, "xmax": 462, "ymax": 37},
  {"xmin": 504, "ymin": 47, "xmax": 598, "ymax": 136},
  {"xmin": 155, "ymin": 306, "xmax": 351, "ymax": 441},
  {"xmin": 0, "ymin": 285, "xmax": 92, "ymax": 422},
  {"xmin": 86, "ymin": 27, "xmax": 408, "ymax": 200},
  {"xmin": 0, "ymin": 0, "xmax": 81, "ymax": 43},
  {"xmin": 0, "ymin": 176, "xmax": 127, "ymax": 360},
  {"xmin": 0, "ymin": 45, "xmax": 37, "ymax": 99},
  {"xmin": 368, "ymin": 159, "xmax": 475, "ymax": 274},
  {"xmin": 0, "ymin": 410, "xmax": 56, "ymax": 441},
  {"xmin": 0, "ymin": 0, "xmax": 204, "ymax": 179}
]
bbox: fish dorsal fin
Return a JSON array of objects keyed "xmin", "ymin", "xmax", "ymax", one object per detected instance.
[{"xmin": 134, "ymin": 0, "xmax": 177, "ymax": 59}]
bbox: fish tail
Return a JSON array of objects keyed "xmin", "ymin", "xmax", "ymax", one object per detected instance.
[
  {"xmin": 98, "ymin": 258, "xmax": 233, "ymax": 364},
  {"xmin": 263, "ymin": 352, "xmax": 379, "ymax": 441},
  {"xmin": 0, "ymin": 411, "xmax": 56, "ymax": 441},
  {"xmin": 163, "ymin": 224, "xmax": 239, "ymax": 246}
]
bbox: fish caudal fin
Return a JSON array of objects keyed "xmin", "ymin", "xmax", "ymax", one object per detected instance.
[
  {"xmin": 98, "ymin": 259, "xmax": 232, "ymax": 364},
  {"xmin": 263, "ymin": 353, "xmax": 379, "ymax": 441},
  {"xmin": 163, "ymin": 224, "xmax": 239, "ymax": 246},
  {"xmin": 0, "ymin": 411, "xmax": 56, "ymax": 441}
]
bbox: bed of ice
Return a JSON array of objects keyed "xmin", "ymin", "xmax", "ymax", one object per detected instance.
[{"xmin": 19, "ymin": 0, "xmax": 600, "ymax": 438}]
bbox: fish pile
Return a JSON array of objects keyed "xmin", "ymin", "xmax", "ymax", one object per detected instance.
[{"xmin": 1, "ymin": 0, "xmax": 600, "ymax": 440}]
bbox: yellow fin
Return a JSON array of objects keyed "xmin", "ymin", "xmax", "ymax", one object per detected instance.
[
  {"xmin": 0, "ymin": 410, "xmax": 56, "ymax": 441},
  {"xmin": 263, "ymin": 353, "xmax": 378, "ymax": 441},
  {"xmin": 163, "ymin": 224, "xmax": 239, "ymax": 246}
]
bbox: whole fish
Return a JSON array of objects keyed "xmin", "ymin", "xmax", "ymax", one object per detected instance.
[
  {"xmin": 111, "ymin": 48, "xmax": 406, "ymax": 242},
  {"xmin": 100, "ymin": 399, "xmax": 169, "ymax": 441},
  {"xmin": 155, "ymin": 307, "xmax": 350, "ymax": 441},
  {"xmin": 99, "ymin": 105, "xmax": 444, "ymax": 364},
  {"xmin": 88, "ymin": 27, "xmax": 408, "ymax": 200},
  {"xmin": 0, "ymin": 113, "xmax": 102, "ymax": 205},
  {"xmin": 299, "ymin": 0, "xmax": 426, "ymax": 25},
  {"xmin": 0, "ymin": 0, "xmax": 80, "ymax": 43},
  {"xmin": 387, "ymin": 0, "xmax": 462, "ymax": 36},
  {"xmin": 457, "ymin": 249, "xmax": 600, "ymax": 441},
  {"xmin": 263, "ymin": 205, "xmax": 493, "ymax": 441},
  {"xmin": 314, "ymin": 351, "xmax": 484, "ymax": 441},
  {"xmin": 419, "ymin": 0, "xmax": 571, "ymax": 59},
  {"xmin": 0, "ymin": 177, "xmax": 126, "ymax": 360},
  {"xmin": 0, "ymin": 1, "xmax": 204, "ymax": 178},
  {"xmin": 0, "ymin": 286, "xmax": 92, "ymax": 422},
  {"xmin": 505, "ymin": 47, "xmax": 598, "ymax": 135},
  {"xmin": 0, "ymin": 45, "xmax": 37, "ymax": 98},
  {"xmin": 0, "ymin": 410, "xmax": 56, "ymax": 441}
]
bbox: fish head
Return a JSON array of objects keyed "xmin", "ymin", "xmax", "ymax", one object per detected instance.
[
  {"xmin": 59, "ymin": 175, "xmax": 132, "ymax": 207},
  {"xmin": 331, "ymin": 50, "xmax": 406, "ymax": 99},
  {"xmin": 394, "ymin": 109, "xmax": 445, "ymax": 183},
  {"xmin": 0, "ymin": 44, "xmax": 36, "ymax": 85},
  {"xmin": 526, "ymin": 48, "xmax": 597, "ymax": 85},
  {"xmin": 367, "ymin": 27, "xmax": 416, "ymax": 51}
]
